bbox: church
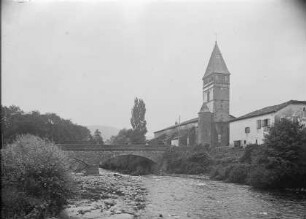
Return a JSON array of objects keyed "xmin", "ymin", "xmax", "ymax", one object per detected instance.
[
  {"xmin": 153, "ymin": 42, "xmax": 306, "ymax": 147},
  {"xmin": 154, "ymin": 41, "xmax": 232, "ymax": 147}
]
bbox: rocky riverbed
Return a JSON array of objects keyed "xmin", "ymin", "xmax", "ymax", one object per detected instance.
[{"xmin": 57, "ymin": 169, "xmax": 147, "ymax": 219}]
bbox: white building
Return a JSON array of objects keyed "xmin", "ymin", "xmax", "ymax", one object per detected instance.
[{"xmin": 229, "ymin": 100, "xmax": 306, "ymax": 147}]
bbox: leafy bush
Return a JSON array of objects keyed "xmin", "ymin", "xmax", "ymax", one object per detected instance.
[
  {"xmin": 1, "ymin": 135, "xmax": 74, "ymax": 218},
  {"xmin": 209, "ymin": 164, "xmax": 233, "ymax": 181},
  {"xmin": 247, "ymin": 165, "xmax": 278, "ymax": 189},
  {"xmin": 163, "ymin": 147, "xmax": 213, "ymax": 174},
  {"xmin": 248, "ymin": 119, "xmax": 306, "ymax": 190},
  {"xmin": 227, "ymin": 164, "xmax": 250, "ymax": 184},
  {"xmin": 209, "ymin": 120, "xmax": 306, "ymax": 190}
]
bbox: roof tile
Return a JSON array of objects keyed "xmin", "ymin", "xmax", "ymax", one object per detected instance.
[
  {"xmin": 204, "ymin": 42, "xmax": 230, "ymax": 78},
  {"xmin": 230, "ymin": 100, "xmax": 306, "ymax": 122}
]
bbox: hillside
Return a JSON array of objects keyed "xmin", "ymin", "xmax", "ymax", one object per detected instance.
[{"xmin": 87, "ymin": 125, "xmax": 120, "ymax": 141}]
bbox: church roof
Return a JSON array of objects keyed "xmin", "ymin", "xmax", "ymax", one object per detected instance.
[
  {"xmin": 154, "ymin": 115, "xmax": 236, "ymax": 134},
  {"xmin": 203, "ymin": 41, "xmax": 230, "ymax": 78},
  {"xmin": 199, "ymin": 103, "xmax": 211, "ymax": 113},
  {"xmin": 154, "ymin": 118, "xmax": 198, "ymax": 134},
  {"xmin": 230, "ymin": 100, "xmax": 306, "ymax": 122}
]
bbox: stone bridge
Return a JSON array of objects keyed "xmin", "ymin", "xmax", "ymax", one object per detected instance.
[{"xmin": 58, "ymin": 144, "xmax": 170, "ymax": 173}]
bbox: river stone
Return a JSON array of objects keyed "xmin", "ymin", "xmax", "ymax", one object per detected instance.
[
  {"xmin": 107, "ymin": 213, "xmax": 134, "ymax": 219},
  {"xmin": 85, "ymin": 165, "xmax": 99, "ymax": 175}
]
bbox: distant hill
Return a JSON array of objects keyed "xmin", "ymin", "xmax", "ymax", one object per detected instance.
[{"xmin": 87, "ymin": 125, "xmax": 120, "ymax": 141}]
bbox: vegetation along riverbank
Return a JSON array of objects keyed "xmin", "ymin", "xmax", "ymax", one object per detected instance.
[
  {"xmin": 1, "ymin": 135, "xmax": 74, "ymax": 218},
  {"xmin": 163, "ymin": 119, "xmax": 306, "ymax": 191},
  {"xmin": 1, "ymin": 135, "xmax": 147, "ymax": 219}
]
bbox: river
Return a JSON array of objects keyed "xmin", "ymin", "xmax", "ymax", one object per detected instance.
[{"xmin": 139, "ymin": 175, "xmax": 306, "ymax": 219}]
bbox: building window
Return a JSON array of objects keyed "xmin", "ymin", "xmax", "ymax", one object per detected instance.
[
  {"xmin": 256, "ymin": 139, "xmax": 258, "ymax": 145},
  {"xmin": 262, "ymin": 119, "xmax": 270, "ymax": 127},
  {"xmin": 257, "ymin": 120, "xmax": 261, "ymax": 129},
  {"xmin": 207, "ymin": 90, "xmax": 210, "ymax": 102},
  {"xmin": 244, "ymin": 140, "xmax": 246, "ymax": 145},
  {"xmin": 234, "ymin": 141, "xmax": 241, "ymax": 147},
  {"xmin": 218, "ymin": 134, "xmax": 221, "ymax": 143},
  {"xmin": 303, "ymin": 107, "xmax": 306, "ymax": 112},
  {"xmin": 245, "ymin": 127, "xmax": 250, "ymax": 133}
]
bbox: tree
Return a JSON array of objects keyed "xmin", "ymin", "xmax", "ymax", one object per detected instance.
[
  {"xmin": 93, "ymin": 129, "xmax": 104, "ymax": 145},
  {"xmin": 1, "ymin": 105, "xmax": 92, "ymax": 144},
  {"xmin": 130, "ymin": 98, "xmax": 147, "ymax": 144},
  {"xmin": 109, "ymin": 129, "xmax": 133, "ymax": 145},
  {"xmin": 248, "ymin": 119, "xmax": 306, "ymax": 189}
]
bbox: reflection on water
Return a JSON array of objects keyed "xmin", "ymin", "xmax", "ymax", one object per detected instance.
[{"xmin": 140, "ymin": 175, "xmax": 306, "ymax": 219}]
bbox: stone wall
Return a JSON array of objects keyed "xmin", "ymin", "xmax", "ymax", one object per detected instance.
[{"xmin": 60, "ymin": 145, "xmax": 169, "ymax": 170}]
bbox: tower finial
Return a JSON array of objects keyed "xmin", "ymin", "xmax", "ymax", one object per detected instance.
[{"xmin": 214, "ymin": 32, "xmax": 218, "ymax": 44}]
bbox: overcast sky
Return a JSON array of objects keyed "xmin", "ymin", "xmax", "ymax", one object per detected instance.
[{"xmin": 2, "ymin": 0, "xmax": 306, "ymax": 137}]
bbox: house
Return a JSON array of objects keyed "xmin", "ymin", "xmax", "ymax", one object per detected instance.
[{"xmin": 229, "ymin": 100, "xmax": 306, "ymax": 147}]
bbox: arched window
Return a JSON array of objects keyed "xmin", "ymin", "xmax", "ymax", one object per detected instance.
[{"xmin": 207, "ymin": 90, "xmax": 210, "ymax": 101}]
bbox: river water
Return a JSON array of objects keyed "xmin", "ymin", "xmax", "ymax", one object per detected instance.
[{"xmin": 139, "ymin": 175, "xmax": 306, "ymax": 219}]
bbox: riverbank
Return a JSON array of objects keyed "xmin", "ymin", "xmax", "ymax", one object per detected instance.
[
  {"xmin": 56, "ymin": 169, "xmax": 146, "ymax": 219},
  {"xmin": 139, "ymin": 174, "xmax": 306, "ymax": 219},
  {"xmin": 53, "ymin": 169, "xmax": 306, "ymax": 219}
]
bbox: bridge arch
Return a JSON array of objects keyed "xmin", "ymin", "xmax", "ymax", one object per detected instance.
[
  {"xmin": 99, "ymin": 153, "xmax": 157, "ymax": 166},
  {"xmin": 60, "ymin": 144, "xmax": 170, "ymax": 171}
]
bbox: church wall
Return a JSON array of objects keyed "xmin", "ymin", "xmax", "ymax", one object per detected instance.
[
  {"xmin": 203, "ymin": 85, "xmax": 214, "ymax": 103},
  {"xmin": 154, "ymin": 122, "xmax": 198, "ymax": 145},
  {"xmin": 213, "ymin": 122, "xmax": 229, "ymax": 146},
  {"xmin": 213, "ymin": 85, "xmax": 229, "ymax": 100},
  {"xmin": 213, "ymin": 101, "xmax": 230, "ymax": 122},
  {"xmin": 154, "ymin": 128, "xmax": 174, "ymax": 138},
  {"xmin": 206, "ymin": 101, "xmax": 214, "ymax": 113},
  {"xmin": 197, "ymin": 112, "xmax": 212, "ymax": 146}
]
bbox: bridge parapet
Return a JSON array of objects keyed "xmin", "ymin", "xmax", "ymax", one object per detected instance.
[{"xmin": 58, "ymin": 144, "xmax": 169, "ymax": 151}]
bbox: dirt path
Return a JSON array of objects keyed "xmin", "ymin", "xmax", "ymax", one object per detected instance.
[{"xmin": 57, "ymin": 169, "xmax": 147, "ymax": 219}]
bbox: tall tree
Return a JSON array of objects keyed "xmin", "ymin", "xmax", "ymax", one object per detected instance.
[
  {"xmin": 130, "ymin": 98, "xmax": 147, "ymax": 144},
  {"xmin": 93, "ymin": 129, "xmax": 104, "ymax": 145}
]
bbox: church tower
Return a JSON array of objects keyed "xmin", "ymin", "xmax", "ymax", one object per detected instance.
[{"xmin": 198, "ymin": 41, "xmax": 230, "ymax": 146}]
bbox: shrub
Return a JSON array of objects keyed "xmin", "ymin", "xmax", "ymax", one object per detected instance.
[
  {"xmin": 227, "ymin": 164, "xmax": 250, "ymax": 184},
  {"xmin": 247, "ymin": 165, "xmax": 277, "ymax": 189},
  {"xmin": 246, "ymin": 120, "xmax": 306, "ymax": 190},
  {"xmin": 1, "ymin": 135, "xmax": 74, "ymax": 218},
  {"xmin": 209, "ymin": 164, "xmax": 233, "ymax": 181},
  {"xmin": 162, "ymin": 147, "xmax": 213, "ymax": 174},
  {"xmin": 261, "ymin": 120, "xmax": 305, "ymax": 189}
]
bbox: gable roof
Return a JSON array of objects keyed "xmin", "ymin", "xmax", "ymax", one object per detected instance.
[
  {"xmin": 203, "ymin": 41, "xmax": 230, "ymax": 78},
  {"xmin": 199, "ymin": 103, "xmax": 211, "ymax": 113},
  {"xmin": 154, "ymin": 117, "xmax": 198, "ymax": 134},
  {"xmin": 230, "ymin": 100, "xmax": 306, "ymax": 122},
  {"xmin": 154, "ymin": 115, "xmax": 236, "ymax": 134}
]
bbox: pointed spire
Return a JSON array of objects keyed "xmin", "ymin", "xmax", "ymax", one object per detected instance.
[
  {"xmin": 199, "ymin": 103, "xmax": 211, "ymax": 113},
  {"xmin": 203, "ymin": 42, "xmax": 230, "ymax": 78}
]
